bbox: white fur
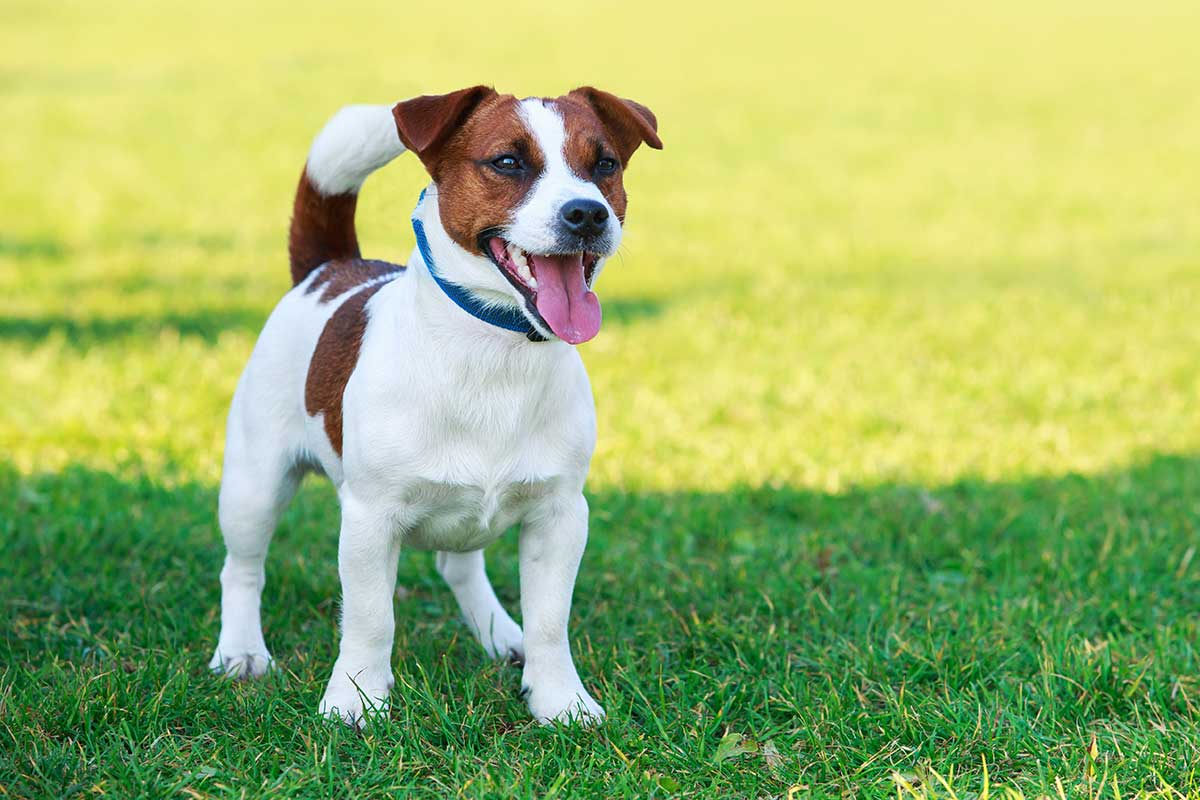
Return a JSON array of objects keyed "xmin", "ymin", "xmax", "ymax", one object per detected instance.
[
  {"xmin": 306, "ymin": 105, "xmax": 407, "ymax": 195},
  {"xmin": 210, "ymin": 103, "xmax": 607, "ymax": 727},
  {"xmin": 437, "ymin": 550, "xmax": 525, "ymax": 660},
  {"xmin": 413, "ymin": 187, "xmax": 527, "ymax": 313},
  {"xmin": 508, "ymin": 99, "xmax": 620, "ymax": 281}
]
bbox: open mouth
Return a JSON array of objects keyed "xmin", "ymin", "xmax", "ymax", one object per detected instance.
[{"xmin": 481, "ymin": 235, "xmax": 603, "ymax": 345}]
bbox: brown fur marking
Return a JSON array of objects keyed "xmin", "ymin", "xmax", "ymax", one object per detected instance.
[
  {"xmin": 289, "ymin": 171, "xmax": 361, "ymax": 285},
  {"xmin": 393, "ymin": 86, "xmax": 498, "ymax": 171},
  {"xmin": 553, "ymin": 96, "xmax": 630, "ymax": 222},
  {"xmin": 306, "ymin": 258, "xmax": 404, "ymax": 303},
  {"xmin": 304, "ymin": 279, "xmax": 393, "ymax": 455},
  {"xmin": 393, "ymin": 88, "xmax": 659, "ymax": 251},
  {"xmin": 426, "ymin": 93, "xmax": 547, "ymax": 254},
  {"xmin": 566, "ymin": 87, "xmax": 662, "ymax": 164}
]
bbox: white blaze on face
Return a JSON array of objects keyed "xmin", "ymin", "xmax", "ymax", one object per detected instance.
[{"xmin": 508, "ymin": 99, "xmax": 622, "ymax": 256}]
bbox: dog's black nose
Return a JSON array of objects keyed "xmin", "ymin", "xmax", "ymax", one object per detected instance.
[{"xmin": 559, "ymin": 199, "xmax": 609, "ymax": 239}]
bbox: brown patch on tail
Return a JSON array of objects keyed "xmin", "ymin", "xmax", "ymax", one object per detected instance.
[
  {"xmin": 289, "ymin": 171, "xmax": 362, "ymax": 285},
  {"xmin": 306, "ymin": 258, "xmax": 404, "ymax": 303},
  {"xmin": 304, "ymin": 277, "xmax": 395, "ymax": 455}
]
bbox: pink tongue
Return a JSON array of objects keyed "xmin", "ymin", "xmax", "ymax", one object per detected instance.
[{"xmin": 528, "ymin": 253, "xmax": 601, "ymax": 344}]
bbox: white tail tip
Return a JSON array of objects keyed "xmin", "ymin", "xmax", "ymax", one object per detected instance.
[{"xmin": 306, "ymin": 104, "xmax": 407, "ymax": 196}]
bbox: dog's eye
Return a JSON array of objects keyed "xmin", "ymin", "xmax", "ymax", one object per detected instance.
[
  {"xmin": 490, "ymin": 155, "xmax": 523, "ymax": 172},
  {"xmin": 595, "ymin": 157, "xmax": 618, "ymax": 176}
]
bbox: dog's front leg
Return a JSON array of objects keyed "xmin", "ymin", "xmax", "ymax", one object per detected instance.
[
  {"xmin": 319, "ymin": 492, "xmax": 399, "ymax": 728},
  {"xmin": 518, "ymin": 492, "xmax": 605, "ymax": 725}
]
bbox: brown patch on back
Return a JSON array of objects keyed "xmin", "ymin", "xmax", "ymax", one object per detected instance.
[
  {"xmin": 289, "ymin": 171, "xmax": 361, "ymax": 285},
  {"xmin": 305, "ymin": 279, "xmax": 393, "ymax": 455},
  {"xmin": 306, "ymin": 258, "xmax": 404, "ymax": 302}
]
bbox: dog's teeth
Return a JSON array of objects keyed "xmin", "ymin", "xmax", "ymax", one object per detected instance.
[{"xmin": 503, "ymin": 243, "xmax": 534, "ymax": 287}]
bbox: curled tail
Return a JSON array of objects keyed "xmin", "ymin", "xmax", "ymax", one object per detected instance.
[{"xmin": 289, "ymin": 105, "xmax": 407, "ymax": 285}]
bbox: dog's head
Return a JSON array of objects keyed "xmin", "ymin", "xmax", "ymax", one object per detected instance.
[{"xmin": 393, "ymin": 86, "xmax": 661, "ymax": 344}]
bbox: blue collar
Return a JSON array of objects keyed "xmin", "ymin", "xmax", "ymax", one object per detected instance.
[{"xmin": 411, "ymin": 190, "xmax": 546, "ymax": 341}]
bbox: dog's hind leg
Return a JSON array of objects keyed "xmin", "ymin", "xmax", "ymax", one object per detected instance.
[
  {"xmin": 209, "ymin": 413, "xmax": 301, "ymax": 680},
  {"xmin": 437, "ymin": 550, "xmax": 525, "ymax": 663}
]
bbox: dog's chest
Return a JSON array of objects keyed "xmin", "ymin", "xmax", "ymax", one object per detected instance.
[
  {"xmin": 380, "ymin": 414, "xmax": 569, "ymax": 551},
  {"xmin": 399, "ymin": 475, "xmax": 548, "ymax": 551},
  {"xmin": 338, "ymin": 319, "xmax": 596, "ymax": 550},
  {"xmin": 346, "ymin": 360, "xmax": 593, "ymax": 551}
]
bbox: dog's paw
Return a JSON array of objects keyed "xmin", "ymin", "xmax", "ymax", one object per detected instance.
[
  {"xmin": 477, "ymin": 617, "xmax": 525, "ymax": 665},
  {"xmin": 318, "ymin": 665, "xmax": 394, "ymax": 729},
  {"xmin": 208, "ymin": 647, "xmax": 273, "ymax": 680},
  {"xmin": 522, "ymin": 679, "xmax": 606, "ymax": 726}
]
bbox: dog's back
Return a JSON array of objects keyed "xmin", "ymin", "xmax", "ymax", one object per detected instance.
[{"xmin": 222, "ymin": 106, "xmax": 410, "ymax": 485}]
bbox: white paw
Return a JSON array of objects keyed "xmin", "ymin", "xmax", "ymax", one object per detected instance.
[
  {"xmin": 474, "ymin": 616, "xmax": 525, "ymax": 664},
  {"xmin": 523, "ymin": 679, "xmax": 606, "ymax": 726},
  {"xmin": 318, "ymin": 664, "xmax": 394, "ymax": 729},
  {"xmin": 208, "ymin": 647, "xmax": 273, "ymax": 680}
]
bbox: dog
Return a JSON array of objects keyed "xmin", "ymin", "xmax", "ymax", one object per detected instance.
[{"xmin": 208, "ymin": 86, "xmax": 661, "ymax": 727}]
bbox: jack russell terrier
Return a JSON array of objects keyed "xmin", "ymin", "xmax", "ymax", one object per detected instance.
[{"xmin": 208, "ymin": 86, "xmax": 661, "ymax": 727}]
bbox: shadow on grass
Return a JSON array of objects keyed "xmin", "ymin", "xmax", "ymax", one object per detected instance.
[
  {"xmin": 1, "ymin": 229, "xmax": 242, "ymax": 264},
  {"xmin": 3, "ymin": 454, "xmax": 1199, "ymax": 792},
  {"xmin": 4, "ymin": 452, "xmax": 1198, "ymax": 662},
  {"xmin": 0, "ymin": 235, "xmax": 68, "ymax": 262},
  {"xmin": 131, "ymin": 229, "xmax": 237, "ymax": 254},
  {"xmin": 1, "ymin": 297, "xmax": 664, "ymax": 348},
  {"xmin": 601, "ymin": 297, "xmax": 665, "ymax": 325},
  {"xmin": 0, "ymin": 308, "xmax": 270, "ymax": 345}
]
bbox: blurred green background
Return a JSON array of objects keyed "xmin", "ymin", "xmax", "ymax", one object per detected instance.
[{"xmin": 3, "ymin": 1, "xmax": 1199, "ymax": 797}]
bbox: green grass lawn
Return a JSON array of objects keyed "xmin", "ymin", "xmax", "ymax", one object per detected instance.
[{"xmin": 3, "ymin": 0, "xmax": 1199, "ymax": 796}]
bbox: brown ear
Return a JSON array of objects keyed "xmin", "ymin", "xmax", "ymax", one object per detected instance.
[
  {"xmin": 393, "ymin": 86, "xmax": 497, "ymax": 169},
  {"xmin": 569, "ymin": 87, "xmax": 662, "ymax": 164}
]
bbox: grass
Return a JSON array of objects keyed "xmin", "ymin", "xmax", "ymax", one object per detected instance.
[{"xmin": 2, "ymin": 0, "xmax": 1200, "ymax": 796}]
